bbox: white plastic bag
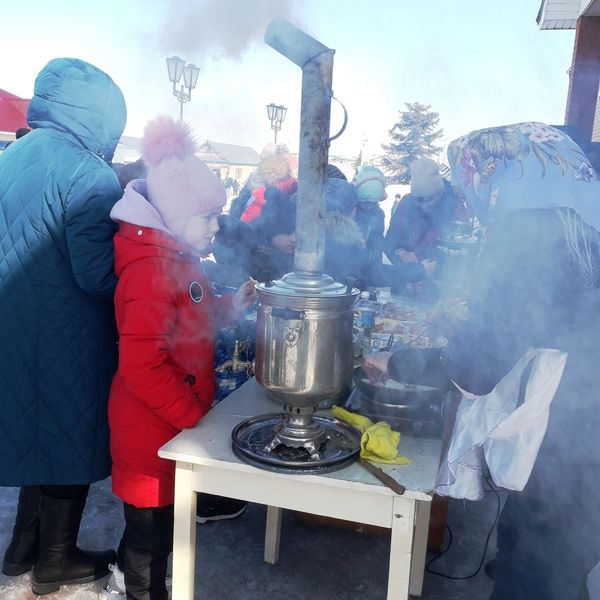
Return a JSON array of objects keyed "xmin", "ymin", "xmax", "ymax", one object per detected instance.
[{"xmin": 436, "ymin": 347, "xmax": 567, "ymax": 500}]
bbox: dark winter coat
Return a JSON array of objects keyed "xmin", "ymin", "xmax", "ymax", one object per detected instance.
[
  {"xmin": 0, "ymin": 58, "xmax": 127, "ymax": 486},
  {"xmin": 228, "ymin": 184, "xmax": 252, "ymax": 219},
  {"xmin": 389, "ymin": 209, "xmax": 600, "ymax": 599},
  {"xmin": 393, "ymin": 210, "xmax": 600, "ymax": 470},
  {"xmin": 452, "ymin": 209, "xmax": 600, "ymax": 600},
  {"xmin": 250, "ymin": 242, "xmax": 294, "ymax": 282},
  {"xmin": 249, "ymin": 194, "xmax": 296, "ymax": 282},
  {"xmin": 324, "ymin": 213, "xmax": 425, "ymax": 290},
  {"xmin": 354, "ymin": 203, "xmax": 385, "ymax": 263},
  {"xmin": 384, "ymin": 179, "xmax": 459, "ymax": 261},
  {"xmin": 445, "ymin": 209, "xmax": 600, "ymax": 485},
  {"xmin": 211, "ymin": 214, "xmax": 262, "ymax": 286}
]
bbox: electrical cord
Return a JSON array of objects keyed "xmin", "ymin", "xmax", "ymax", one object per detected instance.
[{"xmin": 425, "ymin": 475, "xmax": 502, "ymax": 580}]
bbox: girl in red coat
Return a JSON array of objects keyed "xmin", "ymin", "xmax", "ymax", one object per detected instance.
[{"xmin": 105, "ymin": 116, "xmax": 256, "ymax": 600}]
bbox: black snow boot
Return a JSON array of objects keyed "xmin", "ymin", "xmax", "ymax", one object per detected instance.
[
  {"xmin": 2, "ymin": 485, "xmax": 42, "ymax": 576},
  {"xmin": 31, "ymin": 489, "xmax": 116, "ymax": 595}
]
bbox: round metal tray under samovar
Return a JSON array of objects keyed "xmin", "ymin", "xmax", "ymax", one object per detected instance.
[
  {"xmin": 232, "ymin": 272, "xmax": 361, "ymax": 474},
  {"xmin": 232, "ymin": 413, "xmax": 361, "ymax": 474}
]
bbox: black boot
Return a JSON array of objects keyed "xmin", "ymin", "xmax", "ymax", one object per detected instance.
[
  {"xmin": 118, "ymin": 503, "xmax": 174, "ymax": 600},
  {"xmin": 2, "ymin": 485, "xmax": 41, "ymax": 576},
  {"xmin": 31, "ymin": 489, "xmax": 116, "ymax": 595}
]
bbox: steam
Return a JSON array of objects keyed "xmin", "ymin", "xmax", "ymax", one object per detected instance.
[{"xmin": 156, "ymin": 0, "xmax": 300, "ymax": 60}]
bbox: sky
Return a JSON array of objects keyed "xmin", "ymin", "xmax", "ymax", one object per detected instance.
[{"xmin": 1, "ymin": 0, "xmax": 576, "ymax": 163}]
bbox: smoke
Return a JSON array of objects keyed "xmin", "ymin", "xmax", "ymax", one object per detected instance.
[
  {"xmin": 557, "ymin": 207, "xmax": 600, "ymax": 288},
  {"xmin": 155, "ymin": 0, "xmax": 301, "ymax": 60}
]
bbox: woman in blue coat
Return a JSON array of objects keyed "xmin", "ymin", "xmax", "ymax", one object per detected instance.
[{"xmin": 0, "ymin": 58, "xmax": 127, "ymax": 595}]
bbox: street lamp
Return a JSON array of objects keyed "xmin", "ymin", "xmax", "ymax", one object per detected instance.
[
  {"xmin": 166, "ymin": 56, "xmax": 201, "ymax": 121},
  {"xmin": 266, "ymin": 103, "xmax": 287, "ymax": 144}
]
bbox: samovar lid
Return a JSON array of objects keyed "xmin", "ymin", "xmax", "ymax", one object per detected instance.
[{"xmin": 257, "ymin": 271, "xmax": 359, "ymax": 298}]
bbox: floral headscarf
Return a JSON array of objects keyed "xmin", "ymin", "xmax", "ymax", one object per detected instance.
[{"xmin": 447, "ymin": 122, "xmax": 600, "ymax": 233}]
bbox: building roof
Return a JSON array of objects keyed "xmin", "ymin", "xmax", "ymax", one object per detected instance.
[
  {"xmin": 537, "ymin": 0, "xmax": 600, "ymax": 30},
  {"xmin": 199, "ymin": 140, "xmax": 260, "ymax": 166}
]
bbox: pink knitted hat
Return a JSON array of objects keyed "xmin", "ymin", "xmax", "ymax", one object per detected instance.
[{"xmin": 142, "ymin": 116, "xmax": 226, "ymax": 236}]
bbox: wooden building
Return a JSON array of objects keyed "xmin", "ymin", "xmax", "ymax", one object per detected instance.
[
  {"xmin": 197, "ymin": 140, "xmax": 260, "ymax": 184},
  {"xmin": 113, "ymin": 137, "xmax": 260, "ymax": 186}
]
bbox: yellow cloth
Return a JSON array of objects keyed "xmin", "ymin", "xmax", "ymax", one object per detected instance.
[
  {"xmin": 331, "ymin": 406, "xmax": 412, "ymax": 465},
  {"xmin": 331, "ymin": 405, "xmax": 374, "ymax": 433},
  {"xmin": 360, "ymin": 422, "xmax": 412, "ymax": 465}
]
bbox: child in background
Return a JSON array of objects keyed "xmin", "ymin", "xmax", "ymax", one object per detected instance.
[{"xmin": 103, "ymin": 116, "xmax": 256, "ymax": 600}]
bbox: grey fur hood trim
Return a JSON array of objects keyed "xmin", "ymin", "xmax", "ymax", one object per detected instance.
[{"xmin": 325, "ymin": 213, "xmax": 366, "ymax": 247}]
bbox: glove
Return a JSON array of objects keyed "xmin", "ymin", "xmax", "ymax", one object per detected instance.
[{"xmin": 388, "ymin": 347, "xmax": 450, "ymax": 388}]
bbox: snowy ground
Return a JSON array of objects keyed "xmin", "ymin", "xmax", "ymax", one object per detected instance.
[{"xmin": 0, "ymin": 477, "xmax": 500, "ymax": 600}]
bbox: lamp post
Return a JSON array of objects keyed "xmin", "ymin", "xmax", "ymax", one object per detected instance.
[
  {"xmin": 266, "ymin": 103, "xmax": 287, "ymax": 144},
  {"xmin": 166, "ymin": 56, "xmax": 201, "ymax": 121}
]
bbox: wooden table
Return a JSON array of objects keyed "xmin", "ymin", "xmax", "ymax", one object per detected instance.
[{"xmin": 159, "ymin": 377, "xmax": 443, "ymax": 600}]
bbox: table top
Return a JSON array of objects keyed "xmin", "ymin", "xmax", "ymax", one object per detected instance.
[{"xmin": 159, "ymin": 378, "xmax": 442, "ymax": 501}]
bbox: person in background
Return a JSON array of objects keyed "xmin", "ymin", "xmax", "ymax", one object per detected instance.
[
  {"xmin": 2, "ymin": 126, "xmax": 31, "ymax": 149},
  {"xmin": 117, "ymin": 157, "xmax": 147, "ymax": 191},
  {"xmin": 207, "ymin": 214, "xmax": 262, "ymax": 288},
  {"xmin": 323, "ymin": 178, "xmax": 434, "ymax": 291},
  {"xmin": 391, "ymin": 192, "xmax": 402, "ymax": 216},
  {"xmin": 104, "ymin": 116, "xmax": 256, "ymax": 600},
  {"xmin": 230, "ymin": 144, "xmax": 297, "ymax": 222},
  {"xmin": 223, "ymin": 174, "xmax": 241, "ymax": 201},
  {"xmin": 322, "ymin": 177, "xmax": 365, "ymax": 284},
  {"xmin": 384, "ymin": 158, "xmax": 461, "ymax": 264},
  {"xmin": 327, "ymin": 162, "xmax": 348, "ymax": 180},
  {"xmin": 364, "ymin": 122, "xmax": 600, "ymax": 600},
  {"xmin": 352, "ymin": 165, "xmax": 387, "ymax": 263},
  {"xmin": 0, "ymin": 58, "xmax": 126, "ymax": 595},
  {"xmin": 15, "ymin": 126, "xmax": 31, "ymax": 139},
  {"xmin": 250, "ymin": 193, "xmax": 297, "ymax": 281}
]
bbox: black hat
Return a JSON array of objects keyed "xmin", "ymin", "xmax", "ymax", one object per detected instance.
[{"xmin": 254, "ymin": 195, "xmax": 296, "ymax": 240}]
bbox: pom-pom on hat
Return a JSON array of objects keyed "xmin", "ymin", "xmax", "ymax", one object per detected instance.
[
  {"xmin": 352, "ymin": 165, "xmax": 387, "ymax": 203},
  {"xmin": 142, "ymin": 115, "xmax": 226, "ymax": 237},
  {"xmin": 410, "ymin": 158, "xmax": 444, "ymax": 198}
]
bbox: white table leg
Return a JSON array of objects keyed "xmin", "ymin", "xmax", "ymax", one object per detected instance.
[
  {"xmin": 264, "ymin": 505, "xmax": 283, "ymax": 565},
  {"xmin": 387, "ymin": 497, "xmax": 416, "ymax": 600},
  {"xmin": 172, "ymin": 462, "xmax": 197, "ymax": 600},
  {"xmin": 408, "ymin": 499, "xmax": 432, "ymax": 597}
]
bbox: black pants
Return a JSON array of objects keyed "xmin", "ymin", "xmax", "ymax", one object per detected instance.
[
  {"xmin": 117, "ymin": 503, "xmax": 174, "ymax": 600},
  {"xmin": 41, "ymin": 484, "xmax": 89, "ymax": 499}
]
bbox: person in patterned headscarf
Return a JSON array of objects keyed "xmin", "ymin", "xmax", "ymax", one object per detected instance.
[{"xmin": 364, "ymin": 122, "xmax": 600, "ymax": 600}]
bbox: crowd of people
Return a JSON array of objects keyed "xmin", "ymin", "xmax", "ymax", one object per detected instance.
[
  {"xmin": 0, "ymin": 56, "xmax": 599, "ymax": 600},
  {"xmin": 210, "ymin": 148, "xmax": 465, "ymax": 296}
]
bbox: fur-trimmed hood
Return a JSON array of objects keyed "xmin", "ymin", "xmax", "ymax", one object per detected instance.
[{"xmin": 325, "ymin": 212, "xmax": 365, "ymax": 247}]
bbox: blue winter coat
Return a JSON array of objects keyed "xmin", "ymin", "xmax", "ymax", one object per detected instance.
[{"xmin": 0, "ymin": 58, "xmax": 127, "ymax": 486}]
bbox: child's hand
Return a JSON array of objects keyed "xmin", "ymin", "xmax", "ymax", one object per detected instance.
[{"xmin": 232, "ymin": 278, "xmax": 258, "ymax": 313}]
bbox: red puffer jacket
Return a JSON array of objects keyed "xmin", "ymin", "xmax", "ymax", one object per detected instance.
[{"xmin": 109, "ymin": 223, "xmax": 235, "ymax": 507}]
